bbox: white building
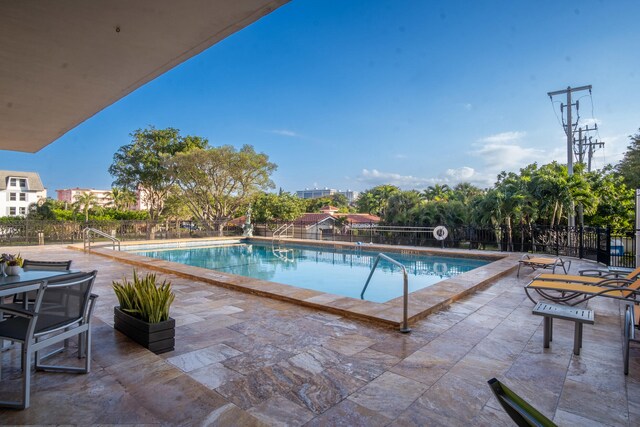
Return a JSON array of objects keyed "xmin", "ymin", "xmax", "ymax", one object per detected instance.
[
  {"xmin": 296, "ymin": 188, "xmax": 360, "ymax": 203},
  {"xmin": 0, "ymin": 170, "xmax": 47, "ymax": 217}
]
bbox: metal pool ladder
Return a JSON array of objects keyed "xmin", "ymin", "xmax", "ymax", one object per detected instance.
[
  {"xmin": 272, "ymin": 223, "xmax": 294, "ymax": 242},
  {"xmin": 361, "ymin": 253, "xmax": 411, "ymax": 333},
  {"xmin": 83, "ymin": 227, "xmax": 121, "ymax": 252}
]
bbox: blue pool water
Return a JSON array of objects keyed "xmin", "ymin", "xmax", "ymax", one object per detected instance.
[{"xmin": 130, "ymin": 242, "xmax": 489, "ymax": 303}]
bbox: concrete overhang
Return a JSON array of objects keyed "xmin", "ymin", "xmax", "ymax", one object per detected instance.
[{"xmin": 0, "ymin": 0, "xmax": 289, "ymax": 153}]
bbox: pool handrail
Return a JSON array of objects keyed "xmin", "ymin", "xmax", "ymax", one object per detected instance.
[
  {"xmin": 83, "ymin": 227, "xmax": 121, "ymax": 252},
  {"xmin": 361, "ymin": 253, "xmax": 411, "ymax": 333}
]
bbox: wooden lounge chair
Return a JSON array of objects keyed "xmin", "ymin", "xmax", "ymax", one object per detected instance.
[
  {"xmin": 487, "ymin": 378, "xmax": 557, "ymax": 427},
  {"xmin": 534, "ymin": 266, "xmax": 640, "ymax": 285},
  {"xmin": 525, "ymin": 277, "xmax": 640, "ymax": 306},
  {"xmin": 517, "ymin": 254, "xmax": 571, "ymax": 277}
]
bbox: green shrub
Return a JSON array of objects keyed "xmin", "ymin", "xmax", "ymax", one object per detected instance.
[{"xmin": 112, "ymin": 270, "xmax": 175, "ymax": 323}]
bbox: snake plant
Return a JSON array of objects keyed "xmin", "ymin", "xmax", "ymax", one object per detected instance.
[{"xmin": 113, "ymin": 270, "xmax": 175, "ymax": 323}]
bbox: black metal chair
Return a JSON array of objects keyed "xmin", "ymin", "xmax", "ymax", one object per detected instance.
[
  {"xmin": 22, "ymin": 259, "xmax": 72, "ymax": 271},
  {"xmin": 0, "ymin": 271, "xmax": 98, "ymax": 409},
  {"xmin": 487, "ymin": 378, "xmax": 557, "ymax": 427}
]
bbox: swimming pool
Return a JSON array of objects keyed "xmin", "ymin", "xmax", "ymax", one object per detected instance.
[{"xmin": 130, "ymin": 241, "xmax": 489, "ymax": 303}]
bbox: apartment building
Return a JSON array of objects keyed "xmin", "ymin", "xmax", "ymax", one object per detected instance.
[
  {"xmin": 0, "ymin": 170, "xmax": 47, "ymax": 216},
  {"xmin": 56, "ymin": 188, "xmax": 113, "ymax": 207}
]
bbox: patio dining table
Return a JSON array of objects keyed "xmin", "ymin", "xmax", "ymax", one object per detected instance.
[
  {"xmin": 0, "ymin": 269, "xmax": 80, "ymax": 351},
  {"xmin": 0, "ymin": 269, "xmax": 80, "ymax": 300}
]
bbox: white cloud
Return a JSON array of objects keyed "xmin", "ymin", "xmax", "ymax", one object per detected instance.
[
  {"xmin": 358, "ymin": 169, "xmax": 433, "ymax": 189},
  {"xmin": 395, "ymin": 154, "xmax": 407, "ymax": 159},
  {"xmin": 477, "ymin": 131, "xmax": 526, "ymax": 144},
  {"xmin": 445, "ymin": 166, "xmax": 475, "ymax": 180},
  {"xmin": 463, "ymin": 103, "xmax": 472, "ymax": 111},
  {"xmin": 266, "ymin": 129, "xmax": 302, "ymax": 138},
  {"xmin": 357, "ymin": 167, "xmax": 492, "ymax": 189}
]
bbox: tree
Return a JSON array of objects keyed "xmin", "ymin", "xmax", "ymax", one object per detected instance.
[
  {"xmin": 73, "ymin": 192, "xmax": 98, "ymax": 222},
  {"xmin": 422, "ymin": 184, "xmax": 453, "ymax": 202},
  {"xmin": 110, "ymin": 187, "xmax": 138, "ymax": 211},
  {"xmin": 356, "ymin": 185, "xmax": 401, "ymax": 216},
  {"xmin": 585, "ymin": 165, "xmax": 634, "ymax": 229},
  {"xmin": 616, "ymin": 129, "xmax": 640, "ymax": 189},
  {"xmin": 384, "ymin": 190, "xmax": 423, "ymax": 225},
  {"xmin": 252, "ymin": 192, "xmax": 305, "ymax": 223},
  {"xmin": 108, "ymin": 127, "xmax": 207, "ymax": 221},
  {"xmin": 169, "ymin": 145, "xmax": 277, "ymax": 235}
]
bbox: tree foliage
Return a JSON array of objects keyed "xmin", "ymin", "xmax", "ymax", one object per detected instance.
[
  {"xmin": 252, "ymin": 192, "xmax": 305, "ymax": 222},
  {"xmin": 616, "ymin": 129, "xmax": 640, "ymax": 190},
  {"xmin": 108, "ymin": 127, "xmax": 207, "ymax": 220},
  {"xmin": 356, "ymin": 185, "xmax": 401, "ymax": 216},
  {"xmin": 372, "ymin": 163, "xmax": 634, "ymax": 231},
  {"xmin": 168, "ymin": 145, "xmax": 277, "ymax": 234}
]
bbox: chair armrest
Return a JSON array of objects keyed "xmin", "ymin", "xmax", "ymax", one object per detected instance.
[{"xmin": 0, "ymin": 304, "xmax": 35, "ymax": 318}]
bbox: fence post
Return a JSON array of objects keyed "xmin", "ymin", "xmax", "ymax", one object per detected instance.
[
  {"xmin": 579, "ymin": 225, "xmax": 584, "ymax": 259},
  {"xmin": 607, "ymin": 227, "xmax": 612, "ymax": 266}
]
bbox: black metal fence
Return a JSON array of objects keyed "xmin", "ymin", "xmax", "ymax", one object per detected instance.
[
  {"xmin": 0, "ymin": 219, "xmax": 635, "ymax": 268},
  {"xmin": 255, "ymin": 221, "xmax": 637, "ymax": 268},
  {"xmin": 0, "ymin": 220, "xmax": 243, "ymax": 246}
]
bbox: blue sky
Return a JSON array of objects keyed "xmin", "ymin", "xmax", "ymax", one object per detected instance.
[{"xmin": 4, "ymin": 0, "xmax": 640, "ymax": 194}]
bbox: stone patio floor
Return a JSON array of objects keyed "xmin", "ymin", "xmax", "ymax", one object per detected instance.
[{"xmin": 0, "ymin": 244, "xmax": 639, "ymax": 426}]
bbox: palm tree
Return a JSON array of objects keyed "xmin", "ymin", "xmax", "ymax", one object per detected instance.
[
  {"xmin": 110, "ymin": 187, "xmax": 137, "ymax": 211},
  {"xmin": 73, "ymin": 192, "xmax": 98, "ymax": 222},
  {"xmin": 423, "ymin": 184, "xmax": 452, "ymax": 202}
]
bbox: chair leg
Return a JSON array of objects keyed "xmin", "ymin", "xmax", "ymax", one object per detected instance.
[
  {"xmin": 22, "ymin": 345, "xmax": 32, "ymax": 409},
  {"xmin": 625, "ymin": 307, "xmax": 632, "ymax": 375},
  {"xmin": 84, "ymin": 328, "xmax": 91, "ymax": 373}
]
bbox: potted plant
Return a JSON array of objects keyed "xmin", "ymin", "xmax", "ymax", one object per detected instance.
[
  {"xmin": 1, "ymin": 253, "xmax": 24, "ymax": 276},
  {"xmin": 112, "ymin": 270, "xmax": 176, "ymax": 354}
]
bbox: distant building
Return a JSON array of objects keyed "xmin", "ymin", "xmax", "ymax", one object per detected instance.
[
  {"xmin": 56, "ymin": 188, "xmax": 112, "ymax": 207},
  {"xmin": 296, "ymin": 188, "xmax": 360, "ymax": 203},
  {"xmin": 0, "ymin": 170, "xmax": 47, "ymax": 217},
  {"xmin": 290, "ymin": 211, "xmax": 380, "ymax": 239},
  {"xmin": 135, "ymin": 185, "xmax": 150, "ymax": 211}
]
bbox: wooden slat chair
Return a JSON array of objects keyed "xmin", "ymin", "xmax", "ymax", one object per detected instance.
[
  {"xmin": 525, "ymin": 277, "xmax": 640, "ymax": 306},
  {"xmin": 534, "ymin": 265, "xmax": 640, "ymax": 285},
  {"xmin": 487, "ymin": 378, "xmax": 557, "ymax": 427},
  {"xmin": 517, "ymin": 254, "xmax": 571, "ymax": 277}
]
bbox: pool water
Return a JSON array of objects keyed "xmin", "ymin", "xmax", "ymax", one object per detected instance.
[{"xmin": 131, "ymin": 242, "xmax": 489, "ymax": 303}]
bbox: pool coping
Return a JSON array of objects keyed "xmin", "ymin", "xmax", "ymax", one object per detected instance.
[{"xmin": 70, "ymin": 237, "xmax": 520, "ymax": 329}]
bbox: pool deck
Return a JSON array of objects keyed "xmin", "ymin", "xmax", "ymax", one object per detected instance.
[
  {"xmin": 1, "ymin": 244, "xmax": 639, "ymax": 426},
  {"xmin": 82, "ymin": 237, "xmax": 520, "ymax": 329}
]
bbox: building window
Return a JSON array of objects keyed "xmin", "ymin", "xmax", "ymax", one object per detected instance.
[
  {"xmin": 9, "ymin": 178, "xmax": 17, "ymax": 187},
  {"xmin": 19, "ymin": 179, "xmax": 27, "ymax": 187},
  {"xmin": 9, "ymin": 193, "xmax": 16, "ymax": 201},
  {"xmin": 19, "ymin": 193, "xmax": 26, "ymax": 201},
  {"xmin": 19, "ymin": 207, "xmax": 26, "ymax": 215},
  {"xmin": 8, "ymin": 207, "xmax": 16, "ymax": 216}
]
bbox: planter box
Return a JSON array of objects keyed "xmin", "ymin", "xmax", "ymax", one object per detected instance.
[{"xmin": 113, "ymin": 307, "xmax": 175, "ymax": 354}]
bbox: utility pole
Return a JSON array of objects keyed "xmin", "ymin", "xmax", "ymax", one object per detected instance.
[
  {"xmin": 547, "ymin": 85, "xmax": 592, "ymax": 227},
  {"xmin": 573, "ymin": 125, "xmax": 602, "ymax": 171},
  {"xmin": 586, "ymin": 137, "xmax": 605, "ymax": 172}
]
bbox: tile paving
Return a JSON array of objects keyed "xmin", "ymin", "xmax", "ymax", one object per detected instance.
[{"xmin": 0, "ymin": 244, "xmax": 638, "ymax": 425}]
